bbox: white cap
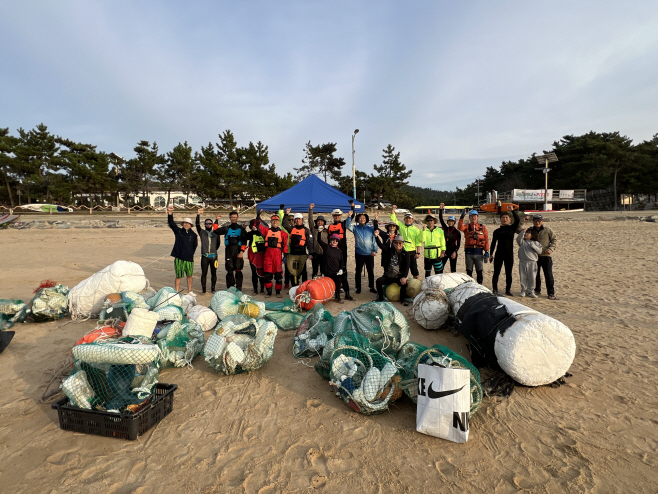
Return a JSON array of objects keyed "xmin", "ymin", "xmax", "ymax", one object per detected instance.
[
  {"xmin": 182, "ymin": 217, "xmax": 193, "ymax": 224},
  {"xmin": 331, "ymin": 209, "xmax": 343, "ymax": 215},
  {"xmin": 293, "ymin": 213, "xmax": 303, "ymax": 220}
]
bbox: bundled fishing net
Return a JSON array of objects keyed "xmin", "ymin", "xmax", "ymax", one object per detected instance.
[
  {"xmin": 156, "ymin": 320, "xmax": 204, "ymax": 368},
  {"xmin": 350, "ymin": 302, "xmax": 409, "ymax": 356},
  {"xmin": 204, "ymin": 314, "xmax": 278, "ymax": 375},
  {"xmin": 29, "ymin": 284, "xmax": 69, "ymax": 322},
  {"xmin": 146, "ymin": 287, "xmax": 182, "ymax": 309},
  {"xmin": 152, "ymin": 305, "xmax": 185, "ymax": 323},
  {"xmin": 64, "ymin": 338, "xmax": 161, "ymax": 412},
  {"xmin": 0, "ymin": 299, "xmax": 29, "ymax": 330},
  {"xmin": 313, "ymin": 313, "xmax": 353, "ymax": 380},
  {"xmin": 68, "ymin": 261, "xmax": 148, "ymax": 319},
  {"xmin": 186, "ymin": 305, "xmax": 218, "ymax": 332},
  {"xmin": 328, "ymin": 330, "xmax": 402, "ymax": 415},
  {"xmin": 181, "ymin": 293, "xmax": 197, "ymax": 315},
  {"xmin": 265, "ymin": 310, "xmax": 305, "ymax": 332},
  {"xmin": 333, "ymin": 311, "xmax": 354, "ymax": 334},
  {"xmin": 412, "ymin": 288, "xmax": 450, "ymax": 330},
  {"xmin": 263, "ymin": 299, "xmax": 295, "ymax": 311},
  {"xmin": 395, "ymin": 341, "xmax": 483, "ymax": 414},
  {"xmin": 210, "ymin": 287, "xmax": 266, "ymax": 320},
  {"xmin": 121, "ymin": 291, "xmax": 150, "ymax": 312},
  {"xmin": 422, "ymin": 272, "xmax": 473, "ymax": 294},
  {"xmin": 293, "ymin": 304, "xmax": 335, "ymax": 358}
]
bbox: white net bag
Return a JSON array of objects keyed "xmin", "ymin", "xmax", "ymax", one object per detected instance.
[
  {"xmin": 412, "ymin": 289, "xmax": 450, "ymax": 330},
  {"xmin": 187, "ymin": 305, "xmax": 218, "ymax": 332}
]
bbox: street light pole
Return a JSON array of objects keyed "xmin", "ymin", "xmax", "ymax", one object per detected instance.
[
  {"xmin": 352, "ymin": 129, "xmax": 359, "ymax": 200},
  {"xmin": 535, "ymin": 152, "xmax": 558, "ymax": 211}
]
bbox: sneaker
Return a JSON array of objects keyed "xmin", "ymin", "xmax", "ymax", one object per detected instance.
[
  {"xmin": 369, "ymin": 288, "xmax": 377, "ymax": 294},
  {"xmin": 188, "ymin": 291, "xmax": 196, "ymax": 296},
  {"xmin": 529, "ymin": 292, "xmax": 538, "ymax": 298},
  {"xmin": 520, "ymin": 292, "xmax": 526, "ymax": 297},
  {"xmin": 345, "ymin": 294, "xmax": 354, "ymax": 301}
]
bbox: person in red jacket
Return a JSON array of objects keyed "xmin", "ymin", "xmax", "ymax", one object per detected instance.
[
  {"xmin": 457, "ymin": 209, "xmax": 490, "ymax": 284},
  {"xmin": 256, "ymin": 209, "xmax": 289, "ymax": 297}
]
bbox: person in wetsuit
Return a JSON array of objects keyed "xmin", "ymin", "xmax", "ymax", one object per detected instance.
[
  {"xmin": 490, "ymin": 208, "xmax": 521, "ymax": 296},
  {"xmin": 214, "ymin": 210, "xmax": 248, "ymax": 291}
]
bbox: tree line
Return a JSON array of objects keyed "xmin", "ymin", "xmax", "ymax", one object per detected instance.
[
  {"xmin": 0, "ymin": 124, "xmax": 416, "ymax": 209},
  {"xmin": 454, "ymin": 131, "xmax": 658, "ymax": 207}
]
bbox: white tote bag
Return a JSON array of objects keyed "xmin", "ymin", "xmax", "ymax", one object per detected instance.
[{"xmin": 416, "ymin": 363, "xmax": 471, "ymax": 443}]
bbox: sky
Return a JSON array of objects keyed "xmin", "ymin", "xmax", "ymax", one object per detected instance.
[{"xmin": 1, "ymin": 1, "xmax": 657, "ymax": 190}]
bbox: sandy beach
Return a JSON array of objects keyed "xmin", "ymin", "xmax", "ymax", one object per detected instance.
[{"xmin": 1, "ymin": 211, "xmax": 657, "ymax": 493}]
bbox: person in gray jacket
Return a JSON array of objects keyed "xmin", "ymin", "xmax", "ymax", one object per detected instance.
[
  {"xmin": 516, "ymin": 228, "xmax": 543, "ymax": 298},
  {"xmin": 196, "ymin": 208, "xmax": 220, "ymax": 293},
  {"xmin": 532, "ymin": 214, "xmax": 558, "ymax": 300}
]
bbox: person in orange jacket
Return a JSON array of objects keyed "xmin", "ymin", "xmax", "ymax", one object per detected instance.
[
  {"xmin": 457, "ymin": 209, "xmax": 490, "ymax": 284},
  {"xmin": 255, "ymin": 209, "xmax": 289, "ymax": 297}
]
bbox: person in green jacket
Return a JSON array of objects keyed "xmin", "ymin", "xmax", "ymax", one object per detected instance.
[
  {"xmin": 390, "ymin": 205, "xmax": 422, "ymax": 279},
  {"xmin": 421, "ymin": 214, "xmax": 446, "ymax": 277}
]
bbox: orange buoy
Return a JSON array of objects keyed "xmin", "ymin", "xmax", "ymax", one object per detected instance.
[{"xmin": 296, "ymin": 277, "xmax": 336, "ymax": 310}]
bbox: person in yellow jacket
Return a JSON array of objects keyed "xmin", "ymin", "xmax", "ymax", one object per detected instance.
[
  {"xmin": 421, "ymin": 214, "xmax": 446, "ymax": 277},
  {"xmin": 390, "ymin": 205, "xmax": 423, "ymax": 279}
]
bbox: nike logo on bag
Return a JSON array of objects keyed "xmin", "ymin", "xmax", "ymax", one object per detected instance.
[{"xmin": 427, "ymin": 383, "xmax": 465, "ymax": 399}]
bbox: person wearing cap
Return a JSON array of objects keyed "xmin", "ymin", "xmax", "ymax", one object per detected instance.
[
  {"xmin": 282, "ymin": 207, "xmax": 313, "ymax": 284},
  {"xmin": 326, "ymin": 201, "xmax": 356, "ymax": 300},
  {"xmin": 438, "ymin": 204, "xmax": 462, "ymax": 273},
  {"xmin": 421, "ymin": 214, "xmax": 446, "ymax": 277},
  {"xmin": 389, "ymin": 205, "xmax": 423, "ymax": 280},
  {"xmin": 167, "ymin": 205, "xmax": 198, "ymax": 294},
  {"xmin": 346, "ymin": 209, "xmax": 378, "ymax": 294},
  {"xmin": 532, "ymin": 214, "xmax": 558, "ymax": 300},
  {"xmin": 317, "ymin": 232, "xmax": 346, "ymax": 303},
  {"xmin": 374, "ymin": 231, "xmax": 411, "ymax": 305},
  {"xmin": 214, "ymin": 210, "xmax": 248, "ymax": 291},
  {"xmin": 195, "ymin": 208, "xmax": 220, "ymax": 294},
  {"xmin": 489, "ymin": 206, "xmax": 521, "ymax": 296},
  {"xmin": 373, "ymin": 214, "xmax": 400, "ymax": 271},
  {"xmin": 308, "ymin": 203, "xmax": 327, "ymax": 277},
  {"xmin": 246, "ymin": 218, "xmax": 267, "ymax": 294},
  {"xmin": 255, "ymin": 209, "xmax": 289, "ymax": 297},
  {"xmin": 457, "ymin": 209, "xmax": 490, "ymax": 284}
]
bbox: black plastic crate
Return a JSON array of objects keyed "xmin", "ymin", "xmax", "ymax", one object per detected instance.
[{"xmin": 51, "ymin": 383, "xmax": 177, "ymax": 440}]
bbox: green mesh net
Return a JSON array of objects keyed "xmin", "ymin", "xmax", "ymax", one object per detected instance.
[
  {"xmin": 263, "ymin": 299, "xmax": 295, "ymax": 311},
  {"xmin": 265, "ymin": 310, "xmax": 305, "ymax": 331},
  {"xmin": 293, "ymin": 304, "xmax": 335, "ymax": 358},
  {"xmin": 0, "ymin": 299, "xmax": 29, "ymax": 329},
  {"xmin": 146, "ymin": 287, "xmax": 182, "ymax": 310},
  {"xmin": 121, "ymin": 291, "xmax": 150, "ymax": 312},
  {"xmin": 29, "ymin": 285, "xmax": 69, "ymax": 322},
  {"xmin": 63, "ymin": 338, "xmax": 161, "ymax": 412},
  {"xmin": 211, "ymin": 287, "xmax": 266, "ymax": 320},
  {"xmin": 327, "ymin": 330, "xmax": 403, "ymax": 415},
  {"xmin": 156, "ymin": 320, "xmax": 205, "ymax": 368},
  {"xmin": 99, "ymin": 298, "xmax": 130, "ymax": 323},
  {"xmin": 153, "ymin": 305, "xmax": 185, "ymax": 323},
  {"xmin": 395, "ymin": 341, "xmax": 483, "ymax": 414},
  {"xmin": 204, "ymin": 314, "xmax": 278, "ymax": 375},
  {"xmin": 350, "ymin": 301, "xmax": 409, "ymax": 356}
]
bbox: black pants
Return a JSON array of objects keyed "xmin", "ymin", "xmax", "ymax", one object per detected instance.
[
  {"xmin": 284, "ymin": 262, "xmax": 291, "ymax": 285},
  {"xmin": 327, "ymin": 273, "xmax": 343, "ymax": 299},
  {"xmin": 535, "ymin": 256, "xmax": 555, "ymax": 296},
  {"xmin": 446, "ymin": 251, "xmax": 458, "ymax": 273},
  {"xmin": 312, "ymin": 253, "xmax": 324, "ymax": 277},
  {"xmin": 355, "ymin": 253, "xmax": 375, "ymax": 291},
  {"xmin": 225, "ymin": 250, "xmax": 244, "ymax": 290},
  {"xmin": 340, "ymin": 247, "xmax": 350, "ymax": 294},
  {"xmin": 492, "ymin": 252, "xmax": 514, "ymax": 293},
  {"xmin": 408, "ymin": 253, "xmax": 419, "ymax": 277},
  {"xmin": 250, "ymin": 262, "xmax": 264, "ymax": 293},
  {"xmin": 200, "ymin": 256, "xmax": 217, "ymax": 292},
  {"xmin": 376, "ymin": 275, "xmax": 407, "ymax": 302},
  {"xmin": 424, "ymin": 256, "xmax": 445, "ymax": 277}
]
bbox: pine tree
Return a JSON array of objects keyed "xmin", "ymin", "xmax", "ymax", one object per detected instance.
[
  {"xmin": 295, "ymin": 141, "xmax": 345, "ymax": 182},
  {"xmin": 0, "ymin": 128, "xmax": 19, "ymax": 207},
  {"xmin": 370, "ymin": 144, "xmax": 412, "ymax": 203}
]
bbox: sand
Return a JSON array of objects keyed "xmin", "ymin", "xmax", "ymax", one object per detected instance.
[{"xmin": 0, "ymin": 211, "xmax": 657, "ymax": 493}]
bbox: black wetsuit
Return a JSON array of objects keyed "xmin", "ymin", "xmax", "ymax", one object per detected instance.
[{"xmin": 490, "ymin": 210, "xmax": 521, "ymax": 293}]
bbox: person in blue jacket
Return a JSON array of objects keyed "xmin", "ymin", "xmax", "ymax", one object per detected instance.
[
  {"xmin": 214, "ymin": 210, "xmax": 248, "ymax": 290},
  {"xmin": 346, "ymin": 210, "xmax": 378, "ymax": 294}
]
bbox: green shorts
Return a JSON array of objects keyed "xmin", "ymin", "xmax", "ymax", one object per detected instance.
[{"xmin": 174, "ymin": 258, "xmax": 194, "ymax": 278}]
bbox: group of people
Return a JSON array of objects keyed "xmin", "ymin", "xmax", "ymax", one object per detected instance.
[{"xmin": 166, "ymin": 200, "xmax": 557, "ymax": 303}]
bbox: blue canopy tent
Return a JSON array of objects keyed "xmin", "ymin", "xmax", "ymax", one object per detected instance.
[{"xmin": 257, "ymin": 175, "xmax": 365, "ymax": 213}]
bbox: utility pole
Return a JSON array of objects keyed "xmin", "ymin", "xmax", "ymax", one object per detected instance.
[
  {"xmin": 352, "ymin": 129, "xmax": 359, "ymax": 200},
  {"xmin": 535, "ymin": 152, "xmax": 558, "ymax": 211}
]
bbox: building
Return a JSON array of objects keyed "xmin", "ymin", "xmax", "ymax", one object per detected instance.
[{"xmin": 497, "ymin": 189, "xmax": 587, "ymax": 211}]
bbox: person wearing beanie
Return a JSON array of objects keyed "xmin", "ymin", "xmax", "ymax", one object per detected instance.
[
  {"xmin": 195, "ymin": 208, "xmax": 220, "ymax": 294},
  {"xmin": 167, "ymin": 205, "xmax": 198, "ymax": 294},
  {"xmin": 374, "ymin": 231, "xmax": 411, "ymax": 306},
  {"xmin": 490, "ymin": 206, "xmax": 521, "ymax": 296}
]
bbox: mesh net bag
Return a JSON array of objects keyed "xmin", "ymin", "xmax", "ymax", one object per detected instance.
[
  {"xmin": 64, "ymin": 338, "xmax": 161, "ymax": 412},
  {"xmin": 265, "ymin": 310, "xmax": 305, "ymax": 331},
  {"xmin": 186, "ymin": 305, "xmax": 218, "ymax": 332},
  {"xmin": 333, "ymin": 311, "xmax": 354, "ymax": 334},
  {"xmin": 121, "ymin": 291, "xmax": 150, "ymax": 312},
  {"xmin": 263, "ymin": 299, "xmax": 294, "ymax": 311},
  {"xmin": 0, "ymin": 299, "xmax": 29, "ymax": 329},
  {"xmin": 181, "ymin": 293, "xmax": 197, "ymax": 315},
  {"xmin": 204, "ymin": 314, "xmax": 278, "ymax": 375},
  {"xmin": 210, "ymin": 287, "xmax": 266, "ymax": 320},
  {"xmin": 156, "ymin": 320, "xmax": 205, "ymax": 368},
  {"xmin": 99, "ymin": 303, "xmax": 129, "ymax": 323},
  {"xmin": 412, "ymin": 288, "xmax": 450, "ymax": 330},
  {"xmin": 147, "ymin": 287, "xmax": 182, "ymax": 310},
  {"xmin": 293, "ymin": 304, "xmax": 335, "ymax": 358},
  {"xmin": 328, "ymin": 330, "xmax": 402, "ymax": 415},
  {"xmin": 421, "ymin": 272, "xmax": 473, "ymax": 294},
  {"xmin": 153, "ymin": 305, "xmax": 185, "ymax": 323},
  {"xmin": 395, "ymin": 341, "xmax": 483, "ymax": 414},
  {"xmin": 350, "ymin": 302, "xmax": 409, "ymax": 356},
  {"xmin": 29, "ymin": 285, "xmax": 69, "ymax": 322}
]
